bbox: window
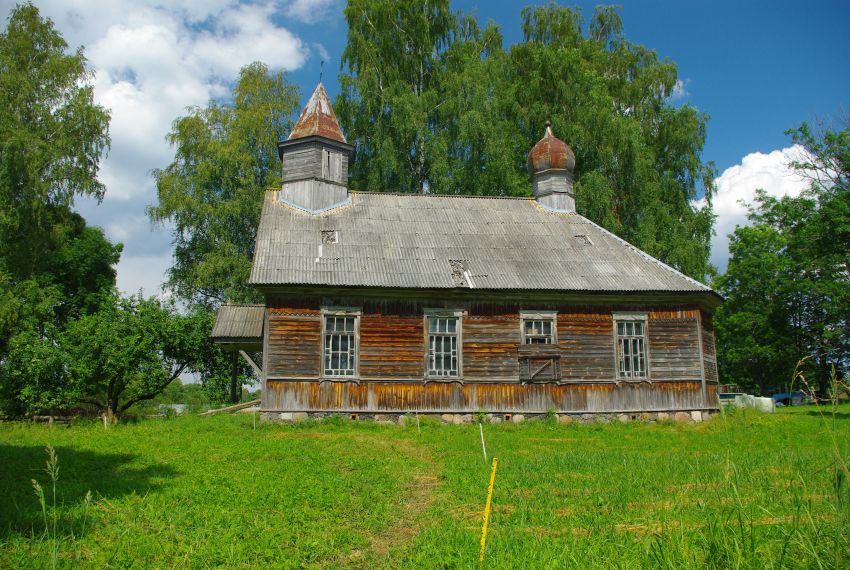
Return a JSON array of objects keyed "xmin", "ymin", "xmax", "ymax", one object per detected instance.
[
  {"xmin": 427, "ymin": 316, "xmax": 460, "ymax": 378},
  {"xmin": 520, "ymin": 311, "xmax": 557, "ymax": 345},
  {"xmin": 323, "ymin": 312, "xmax": 358, "ymax": 377},
  {"xmin": 523, "ymin": 319, "xmax": 554, "ymax": 344},
  {"xmin": 615, "ymin": 315, "xmax": 648, "ymax": 379}
]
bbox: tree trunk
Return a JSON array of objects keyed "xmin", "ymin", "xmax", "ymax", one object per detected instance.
[
  {"xmin": 230, "ymin": 351, "xmax": 239, "ymax": 404},
  {"xmin": 817, "ymin": 356, "xmax": 829, "ymax": 400},
  {"xmin": 104, "ymin": 406, "xmax": 118, "ymax": 426}
]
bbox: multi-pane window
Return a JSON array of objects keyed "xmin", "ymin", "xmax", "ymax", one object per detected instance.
[
  {"xmin": 523, "ymin": 319, "xmax": 555, "ymax": 344},
  {"xmin": 427, "ymin": 317, "xmax": 459, "ymax": 377},
  {"xmin": 323, "ymin": 315, "xmax": 357, "ymax": 376},
  {"xmin": 616, "ymin": 318, "xmax": 647, "ymax": 378}
]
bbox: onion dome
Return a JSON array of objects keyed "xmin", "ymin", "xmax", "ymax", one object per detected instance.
[{"xmin": 527, "ymin": 121, "xmax": 575, "ymax": 175}]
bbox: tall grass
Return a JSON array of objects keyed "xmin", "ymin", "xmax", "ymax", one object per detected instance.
[
  {"xmin": 1, "ymin": 406, "xmax": 847, "ymax": 568},
  {"xmin": 29, "ymin": 446, "xmax": 93, "ymax": 569}
]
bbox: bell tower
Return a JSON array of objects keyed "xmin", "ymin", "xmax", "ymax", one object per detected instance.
[{"xmin": 277, "ymin": 83, "xmax": 354, "ymax": 213}]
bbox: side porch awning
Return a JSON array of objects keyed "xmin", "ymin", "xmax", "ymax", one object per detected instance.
[
  {"xmin": 212, "ymin": 304, "xmax": 265, "ymax": 402},
  {"xmin": 211, "ymin": 304, "xmax": 264, "ymax": 350}
]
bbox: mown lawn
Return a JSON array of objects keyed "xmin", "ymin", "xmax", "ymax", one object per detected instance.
[{"xmin": 1, "ymin": 406, "xmax": 848, "ymax": 568}]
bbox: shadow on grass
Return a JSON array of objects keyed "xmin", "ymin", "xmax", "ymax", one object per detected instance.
[
  {"xmin": 801, "ymin": 410, "xmax": 850, "ymax": 420},
  {"xmin": 0, "ymin": 445, "xmax": 176, "ymax": 538}
]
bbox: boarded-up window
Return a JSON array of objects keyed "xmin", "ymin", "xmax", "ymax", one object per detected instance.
[
  {"xmin": 427, "ymin": 317, "xmax": 459, "ymax": 378},
  {"xmin": 322, "ymin": 149, "xmax": 342, "ymax": 183},
  {"xmin": 615, "ymin": 315, "xmax": 648, "ymax": 378},
  {"xmin": 323, "ymin": 314, "xmax": 357, "ymax": 376}
]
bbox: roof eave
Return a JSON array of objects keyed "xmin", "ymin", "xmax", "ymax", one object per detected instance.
[
  {"xmin": 277, "ymin": 135, "xmax": 354, "ymax": 160},
  {"xmin": 250, "ymin": 283, "xmax": 723, "ymax": 311}
]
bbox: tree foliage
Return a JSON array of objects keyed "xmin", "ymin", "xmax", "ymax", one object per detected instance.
[
  {"xmin": 337, "ymin": 1, "xmax": 715, "ymax": 279},
  {"xmin": 0, "ymin": 6, "xmax": 214, "ymax": 421},
  {"xmin": 149, "ymin": 62, "xmax": 300, "ymax": 307},
  {"xmin": 0, "ymin": 3, "xmax": 111, "ymax": 279},
  {"xmin": 61, "ymin": 294, "xmax": 210, "ymax": 421},
  {"xmin": 0, "ymin": 5, "xmax": 123, "ymax": 416},
  {"xmin": 715, "ymin": 118, "xmax": 850, "ymax": 395}
]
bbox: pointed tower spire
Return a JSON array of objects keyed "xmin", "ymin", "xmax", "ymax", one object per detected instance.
[
  {"xmin": 288, "ymin": 83, "xmax": 347, "ymax": 143},
  {"xmin": 277, "ymin": 83, "xmax": 354, "ymax": 214}
]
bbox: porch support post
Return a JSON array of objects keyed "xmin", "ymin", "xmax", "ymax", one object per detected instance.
[{"xmin": 230, "ymin": 350, "xmax": 239, "ymax": 404}]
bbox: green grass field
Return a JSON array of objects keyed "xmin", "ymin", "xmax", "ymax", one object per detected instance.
[{"xmin": 1, "ymin": 407, "xmax": 848, "ymax": 569}]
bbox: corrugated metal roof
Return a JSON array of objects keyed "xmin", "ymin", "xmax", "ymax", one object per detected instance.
[
  {"xmin": 249, "ymin": 191, "xmax": 714, "ymax": 294},
  {"xmin": 211, "ymin": 304, "xmax": 264, "ymax": 339}
]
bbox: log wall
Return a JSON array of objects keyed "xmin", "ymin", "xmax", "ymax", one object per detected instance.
[
  {"xmin": 265, "ymin": 381, "xmax": 709, "ymax": 413},
  {"xmin": 261, "ymin": 297, "xmax": 719, "ymax": 413}
]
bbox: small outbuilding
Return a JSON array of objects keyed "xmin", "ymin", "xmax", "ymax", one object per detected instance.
[{"xmin": 213, "ymin": 83, "xmax": 722, "ymax": 421}]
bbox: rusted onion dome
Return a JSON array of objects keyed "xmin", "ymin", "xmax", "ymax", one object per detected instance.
[{"xmin": 527, "ymin": 121, "xmax": 575, "ymax": 175}]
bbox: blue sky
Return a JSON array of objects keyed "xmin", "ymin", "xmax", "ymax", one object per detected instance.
[{"xmin": 3, "ymin": 0, "xmax": 847, "ymax": 295}]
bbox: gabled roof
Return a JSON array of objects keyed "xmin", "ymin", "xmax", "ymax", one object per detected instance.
[
  {"xmin": 211, "ymin": 304, "xmax": 264, "ymax": 340},
  {"xmin": 288, "ymin": 83, "xmax": 347, "ymax": 143},
  {"xmin": 249, "ymin": 190, "xmax": 715, "ymax": 298}
]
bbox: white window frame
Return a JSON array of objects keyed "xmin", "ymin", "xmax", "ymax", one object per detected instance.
[
  {"xmin": 321, "ymin": 307, "xmax": 360, "ymax": 379},
  {"xmin": 520, "ymin": 311, "xmax": 558, "ymax": 345},
  {"xmin": 424, "ymin": 309, "xmax": 463, "ymax": 380},
  {"xmin": 613, "ymin": 312, "xmax": 649, "ymax": 379}
]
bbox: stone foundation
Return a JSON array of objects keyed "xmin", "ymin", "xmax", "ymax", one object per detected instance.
[{"xmin": 260, "ymin": 410, "xmax": 717, "ymax": 424}]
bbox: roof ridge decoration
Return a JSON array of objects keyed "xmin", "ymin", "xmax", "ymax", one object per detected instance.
[{"xmin": 288, "ymin": 82, "xmax": 347, "ymax": 143}]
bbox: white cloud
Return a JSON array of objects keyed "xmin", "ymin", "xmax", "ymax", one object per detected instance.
[
  {"xmin": 708, "ymin": 145, "xmax": 810, "ymax": 271},
  {"xmin": 284, "ymin": 0, "xmax": 341, "ymax": 24},
  {"xmin": 670, "ymin": 78, "xmax": 690, "ymax": 101},
  {"xmin": 0, "ymin": 0, "xmax": 314, "ymax": 295},
  {"xmin": 312, "ymin": 42, "xmax": 331, "ymax": 64},
  {"xmin": 115, "ymin": 253, "xmax": 173, "ymax": 298}
]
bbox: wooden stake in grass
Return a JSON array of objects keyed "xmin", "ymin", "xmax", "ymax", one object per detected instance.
[
  {"xmin": 479, "ymin": 456, "xmax": 498, "ymax": 566},
  {"xmin": 479, "ymin": 423, "xmax": 487, "ymax": 463}
]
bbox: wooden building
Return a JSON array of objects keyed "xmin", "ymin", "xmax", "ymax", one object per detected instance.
[{"xmin": 213, "ymin": 83, "xmax": 722, "ymax": 421}]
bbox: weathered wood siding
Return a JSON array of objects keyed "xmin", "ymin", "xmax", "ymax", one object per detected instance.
[
  {"xmin": 700, "ymin": 311, "xmax": 719, "ymax": 385},
  {"xmin": 261, "ymin": 297, "xmax": 719, "ymax": 412},
  {"xmin": 360, "ymin": 314, "xmax": 424, "ymax": 378},
  {"xmin": 266, "ymin": 306, "xmax": 321, "ymax": 378},
  {"xmin": 559, "ymin": 311, "xmax": 616, "ymax": 381},
  {"xmin": 281, "ymin": 145, "xmax": 321, "ymax": 182},
  {"xmin": 266, "ymin": 380, "xmax": 708, "ymax": 413},
  {"xmin": 647, "ymin": 310, "xmax": 702, "ymax": 381},
  {"xmin": 463, "ymin": 315, "xmax": 519, "ymax": 380}
]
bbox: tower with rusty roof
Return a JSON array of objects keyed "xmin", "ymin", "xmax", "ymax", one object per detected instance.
[
  {"xmin": 527, "ymin": 121, "xmax": 577, "ymax": 213},
  {"xmin": 277, "ymin": 83, "xmax": 354, "ymax": 213}
]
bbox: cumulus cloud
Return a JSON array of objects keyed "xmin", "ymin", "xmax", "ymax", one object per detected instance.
[
  {"xmin": 708, "ymin": 145, "xmax": 810, "ymax": 271},
  {"xmin": 0, "ymin": 0, "xmax": 317, "ymax": 296}
]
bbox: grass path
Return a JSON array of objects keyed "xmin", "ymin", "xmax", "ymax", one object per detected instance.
[{"xmin": 347, "ymin": 434, "xmax": 445, "ymax": 567}]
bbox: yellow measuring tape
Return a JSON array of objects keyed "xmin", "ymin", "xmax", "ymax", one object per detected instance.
[{"xmin": 479, "ymin": 456, "xmax": 499, "ymax": 566}]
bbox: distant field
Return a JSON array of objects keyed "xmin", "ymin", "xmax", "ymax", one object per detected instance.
[{"xmin": 1, "ymin": 407, "xmax": 848, "ymax": 568}]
